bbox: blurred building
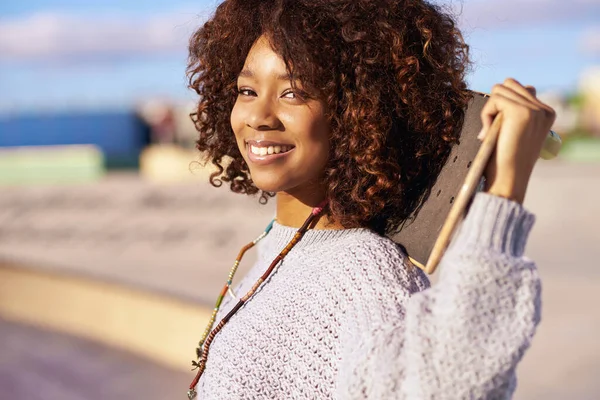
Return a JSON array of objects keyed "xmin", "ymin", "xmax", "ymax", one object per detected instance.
[
  {"xmin": 135, "ymin": 99, "xmax": 215, "ymax": 183},
  {"xmin": 136, "ymin": 100, "xmax": 198, "ymax": 148},
  {"xmin": 0, "ymin": 111, "xmax": 151, "ymax": 168},
  {"xmin": 0, "ymin": 110, "xmax": 153, "ymax": 184},
  {"xmin": 538, "ymin": 91, "xmax": 578, "ymax": 135},
  {"xmin": 136, "ymin": 100, "xmax": 176, "ymax": 145},
  {"xmin": 579, "ymin": 67, "xmax": 600, "ymax": 137},
  {"xmin": 173, "ymin": 101, "xmax": 199, "ymax": 149}
]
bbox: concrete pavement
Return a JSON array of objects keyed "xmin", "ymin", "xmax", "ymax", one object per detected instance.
[
  {"xmin": 0, "ymin": 318, "xmax": 189, "ymax": 400},
  {"xmin": 0, "ymin": 161, "xmax": 598, "ymax": 399}
]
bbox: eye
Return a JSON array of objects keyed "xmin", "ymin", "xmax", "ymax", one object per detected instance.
[
  {"xmin": 237, "ymin": 87, "xmax": 256, "ymax": 97},
  {"xmin": 282, "ymin": 89, "xmax": 308, "ymax": 101},
  {"xmin": 282, "ymin": 90, "xmax": 297, "ymax": 99}
]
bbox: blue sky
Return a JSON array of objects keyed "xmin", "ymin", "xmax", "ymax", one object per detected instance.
[{"xmin": 0, "ymin": 0, "xmax": 599, "ymax": 113}]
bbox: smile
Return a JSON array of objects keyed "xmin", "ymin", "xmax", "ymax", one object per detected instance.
[
  {"xmin": 245, "ymin": 140, "xmax": 295, "ymax": 165},
  {"xmin": 249, "ymin": 144, "xmax": 293, "ymax": 156}
]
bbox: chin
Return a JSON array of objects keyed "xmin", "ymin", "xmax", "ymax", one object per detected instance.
[
  {"xmin": 251, "ymin": 169, "xmax": 313, "ymax": 194},
  {"xmin": 250, "ymin": 172, "xmax": 291, "ymax": 193}
]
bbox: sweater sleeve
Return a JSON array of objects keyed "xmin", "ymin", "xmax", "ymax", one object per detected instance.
[{"xmin": 337, "ymin": 192, "xmax": 541, "ymax": 399}]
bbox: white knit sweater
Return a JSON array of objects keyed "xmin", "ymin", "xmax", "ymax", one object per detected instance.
[{"xmin": 194, "ymin": 192, "xmax": 540, "ymax": 399}]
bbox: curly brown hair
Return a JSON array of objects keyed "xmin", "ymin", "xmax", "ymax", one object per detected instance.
[{"xmin": 187, "ymin": 0, "xmax": 471, "ymax": 235}]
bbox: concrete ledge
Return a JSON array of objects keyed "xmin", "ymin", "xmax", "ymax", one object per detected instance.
[
  {"xmin": 0, "ymin": 262, "xmax": 211, "ymax": 372},
  {"xmin": 139, "ymin": 144, "xmax": 216, "ymax": 183},
  {"xmin": 0, "ymin": 145, "xmax": 105, "ymax": 185}
]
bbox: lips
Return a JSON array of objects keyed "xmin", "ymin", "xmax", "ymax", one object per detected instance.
[
  {"xmin": 250, "ymin": 144, "xmax": 293, "ymax": 156},
  {"xmin": 245, "ymin": 139, "xmax": 295, "ymax": 165}
]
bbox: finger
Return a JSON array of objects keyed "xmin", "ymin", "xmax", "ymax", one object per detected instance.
[
  {"xmin": 479, "ymin": 93, "xmax": 504, "ymax": 137},
  {"xmin": 491, "ymin": 83, "xmax": 539, "ymax": 109},
  {"xmin": 479, "ymin": 86, "xmax": 535, "ymax": 139},
  {"xmin": 502, "ymin": 78, "xmax": 540, "ymax": 104},
  {"xmin": 478, "ymin": 91, "xmax": 531, "ymax": 140},
  {"xmin": 504, "ymin": 79, "xmax": 555, "ymax": 120},
  {"xmin": 525, "ymin": 85, "xmax": 536, "ymax": 97}
]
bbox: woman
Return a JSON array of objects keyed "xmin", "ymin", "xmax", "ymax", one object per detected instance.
[{"xmin": 185, "ymin": 0, "xmax": 555, "ymax": 398}]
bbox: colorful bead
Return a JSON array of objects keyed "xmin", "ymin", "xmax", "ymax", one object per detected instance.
[
  {"xmin": 191, "ymin": 220, "xmax": 275, "ymax": 369},
  {"xmin": 187, "ymin": 205, "xmax": 327, "ymax": 398}
]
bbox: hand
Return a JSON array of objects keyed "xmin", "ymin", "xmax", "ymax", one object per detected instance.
[{"xmin": 479, "ymin": 78, "xmax": 556, "ymax": 204}]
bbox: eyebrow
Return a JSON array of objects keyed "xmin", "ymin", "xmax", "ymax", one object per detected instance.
[{"xmin": 238, "ymin": 69, "xmax": 292, "ymax": 82}]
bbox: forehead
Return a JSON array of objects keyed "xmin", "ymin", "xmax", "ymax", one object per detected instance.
[{"xmin": 239, "ymin": 36, "xmax": 290, "ymax": 80}]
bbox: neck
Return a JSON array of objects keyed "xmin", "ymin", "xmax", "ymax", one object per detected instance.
[{"xmin": 276, "ymin": 191, "xmax": 344, "ymax": 230}]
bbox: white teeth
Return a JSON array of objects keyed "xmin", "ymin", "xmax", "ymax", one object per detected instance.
[{"xmin": 249, "ymin": 143, "xmax": 293, "ymax": 156}]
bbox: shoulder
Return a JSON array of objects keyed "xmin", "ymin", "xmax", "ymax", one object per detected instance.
[
  {"xmin": 317, "ymin": 229, "xmax": 430, "ymax": 319},
  {"xmin": 336, "ymin": 229, "xmax": 428, "ymax": 292}
]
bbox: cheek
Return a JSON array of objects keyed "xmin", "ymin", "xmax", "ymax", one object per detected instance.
[
  {"xmin": 286, "ymin": 104, "xmax": 326, "ymax": 137},
  {"xmin": 230, "ymin": 102, "xmax": 243, "ymax": 132},
  {"xmin": 305, "ymin": 117, "xmax": 330, "ymax": 162},
  {"xmin": 230, "ymin": 103, "xmax": 245, "ymax": 146}
]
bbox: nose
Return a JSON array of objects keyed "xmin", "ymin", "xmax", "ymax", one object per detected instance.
[{"xmin": 244, "ymin": 98, "xmax": 281, "ymax": 131}]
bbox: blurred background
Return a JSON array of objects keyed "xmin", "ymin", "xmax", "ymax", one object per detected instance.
[{"xmin": 0, "ymin": 1, "xmax": 599, "ymax": 399}]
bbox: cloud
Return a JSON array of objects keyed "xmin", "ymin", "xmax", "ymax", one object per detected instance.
[
  {"xmin": 0, "ymin": 10, "xmax": 203, "ymax": 64},
  {"xmin": 1, "ymin": 0, "xmax": 599, "ymax": 64},
  {"xmin": 453, "ymin": 0, "xmax": 600, "ymax": 29},
  {"xmin": 580, "ymin": 27, "xmax": 600, "ymax": 56}
]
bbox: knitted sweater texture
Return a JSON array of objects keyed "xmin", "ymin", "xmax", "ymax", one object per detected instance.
[{"xmin": 194, "ymin": 192, "xmax": 541, "ymax": 399}]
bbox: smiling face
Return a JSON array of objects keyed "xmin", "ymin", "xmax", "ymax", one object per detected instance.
[{"xmin": 230, "ymin": 35, "xmax": 330, "ymax": 197}]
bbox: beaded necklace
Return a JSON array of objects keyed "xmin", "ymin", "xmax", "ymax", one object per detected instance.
[{"xmin": 187, "ymin": 201, "xmax": 328, "ymax": 399}]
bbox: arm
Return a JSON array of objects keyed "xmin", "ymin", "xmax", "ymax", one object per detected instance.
[
  {"xmin": 338, "ymin": 78, "xmax": 551, "ymax": 399},
  {"xmin": 337, "ymin": 192, "xmax": 541, "ymax": 399},
  {"xmin": 400, "ymin": 192, "xmax": 540, "ymax": 399}
]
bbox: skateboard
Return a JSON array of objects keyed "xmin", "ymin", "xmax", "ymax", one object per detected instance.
[{"xmin": 392, "ymin": 91, "xmax": 562, "ymax": 274}]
